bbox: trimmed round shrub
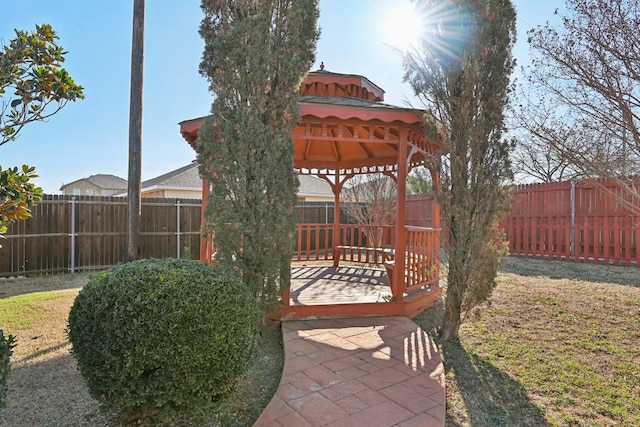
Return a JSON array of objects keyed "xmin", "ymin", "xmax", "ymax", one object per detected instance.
[
  {"xmin": 68, "ymin": 258, "xmax": 259, "ymax": 421},
  {"xmin": 0, "ymin": 330, "xmax": 16, "ymax": 410}
]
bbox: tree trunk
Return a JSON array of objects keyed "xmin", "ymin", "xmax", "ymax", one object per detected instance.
[{"xmin": 441, "ymin": 285, "xmax": 462, "ymax": 341}]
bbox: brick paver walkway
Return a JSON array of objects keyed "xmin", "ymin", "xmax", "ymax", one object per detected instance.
[{"xmin": 254, "ymin": 317, "xmax": 445, "ymax": 427}]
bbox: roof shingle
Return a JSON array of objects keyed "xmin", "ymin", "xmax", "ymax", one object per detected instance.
[
  {"xmin": 61, "ymin": 174, "xmax": 127, "ymax": 191},
  {"xmin": 142, "ymin": 162, "xmax": 201, "ymax": 189}
]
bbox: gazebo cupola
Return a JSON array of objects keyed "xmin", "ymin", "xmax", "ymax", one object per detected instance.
[
  {"xmin": 300, "ymin": 63, "xmax": 385, "ymax": 101},
  {"xmin": 292, "ymin": 67, "xmax": 434, "ymax": 175}
]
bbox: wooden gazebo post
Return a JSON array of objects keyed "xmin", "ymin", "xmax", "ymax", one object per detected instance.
[
  {"xmin": 392, "ymin": 128, "xmax": 409, "ymax": 301},
  {"xmin": 332, "ymin": 169, "xmax": 341, "ymax": 267},
  {"xmin": 329, "ymin": 170, "xmax": 354, "ymax": 267},
  {"xmin": 431, "ymin": 170, "xmax": 442, "ymax": 279},
  {"xmin": 430, "ymin": 170, "xmax": 441, "ymax": 230}
]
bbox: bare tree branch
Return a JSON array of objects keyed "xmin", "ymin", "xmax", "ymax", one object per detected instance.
[{"xmin": 515, "ymin": 0, "xmax": 640, "ymax": 198}]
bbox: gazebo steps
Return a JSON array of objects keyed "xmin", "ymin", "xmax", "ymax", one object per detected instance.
[{"xmin": 280, "ymin": 289, "xmax": 442, "ymax": 320}]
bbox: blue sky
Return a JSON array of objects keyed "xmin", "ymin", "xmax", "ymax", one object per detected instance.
[{"xmin": 0, "ymin": 0, "xmax": 562, "ymax": 194}]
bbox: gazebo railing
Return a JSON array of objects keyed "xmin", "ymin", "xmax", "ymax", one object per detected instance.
[
  {"xmin": 294, "ymin": 223, "xmax": 395, "ymax": 263},
  {"xmin": 403, "ymin": 226, "xmax": 441, "ymax": 291},
  {"xmin": 205, "ymin": 224, "xmax": 441, "ymax": 293},
  {"xmin": 294, "ymin": 223, "xmax": 333, "ymax": 262},
  {"xmin": 204, "ymin": 224, "xmax": 393, "ymax": 263},
  {"xmin": 294, "ymin": 223, "xmax": 441, "ymax": 290}
]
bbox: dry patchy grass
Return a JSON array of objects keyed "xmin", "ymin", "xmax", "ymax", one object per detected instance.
[
  {"xmin": 415, "ymin": 256, "xmax": 640, "ymax": 427},
  {"xmin": 0, "ymin": 273, "xmax": 115, "ymax": 426},
  {"xmin": 1, "ymin": 258, "xmax": 638, "ymax": 426}
]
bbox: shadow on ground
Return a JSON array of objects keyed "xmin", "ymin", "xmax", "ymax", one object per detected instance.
[
  {"xmin": 2, "ymin": 351, "xmax": 118, "ymax": 427},
  {"xmin": 440, "ymin": 341, "xmax": 549, "ymax": 427},
  {"xmin": 500, "ymin": 256, "xmax": 640, "ymax": 287},
  {"xmin": 413, "ymin": 301, "xmax": 549, "ymax": 427},
  {"xmin": 0, "ymin": 273, "xmax": 90, "ymax": 298}
]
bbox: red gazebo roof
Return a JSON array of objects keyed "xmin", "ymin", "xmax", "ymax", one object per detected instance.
[{"xmin": 179, "ymin": 68, "xmax": 437, "ymax": 174}]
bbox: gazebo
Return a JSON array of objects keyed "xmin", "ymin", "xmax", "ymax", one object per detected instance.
[{"xmin": 179, "ymin": 66, "xmax": 442, "ymax": 319}]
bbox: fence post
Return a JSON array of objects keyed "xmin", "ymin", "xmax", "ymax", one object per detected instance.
[
  {"xmin": 176, "ymin": 200, "xmax": 181, "ymax": 258},
  {"xmin": 570, "ymin": 181, "xmax": 576, "ymax": 257},
  {"xmin": 70, "ymin": 197, "xmax": 76, "ymax": 274}
]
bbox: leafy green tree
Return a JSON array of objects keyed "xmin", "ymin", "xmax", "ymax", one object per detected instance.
[
  {"xmin": 0, "ymin": 24, "xmax": 84, "ymax": 234},
  {"xmin": 0, "ymin": 165, "xmax": 42, "ymax": 234},
  {"xmin": 197, "ymin": 0, "xmax": 319, "ymax": 315},
  {"xmin": 404, "ymin": 0, "xmax": 516, "ymax": 340},
  {"xmin": 406, "ymin": 166, "xmax": 434, "ymax": 194},
  {"xmin": 1, "ymin": 24, "xmax": 84, "ymax": 145}
]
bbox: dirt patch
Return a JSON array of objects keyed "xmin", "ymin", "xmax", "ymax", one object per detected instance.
[
  {"xmin": 4, "ymin": 346, "xmax": 118, "ymax": 426},
  {"xmin": 1, "ymin": 274, "xmax": 118, "ymax": 426}
]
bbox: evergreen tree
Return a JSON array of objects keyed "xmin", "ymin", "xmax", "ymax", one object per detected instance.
[
  {"xmin": 198, "ymin": 0, "xmax": 319, "ymax": 315},
  {"xmin": 404, "ymin": 0, "xmax": 516, "ymax": 340}
]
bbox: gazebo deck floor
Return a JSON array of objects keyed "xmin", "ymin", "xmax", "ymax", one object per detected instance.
[
  {"xmin": 291, "ymin": 264, "xmax": 393, "ymax": 305},
  {"xmin": 281, "ymin": 264, "xmax": 442, "ymax": 320}
]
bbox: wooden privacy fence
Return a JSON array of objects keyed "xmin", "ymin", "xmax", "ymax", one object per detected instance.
[
  {"xmin": 405, "ymin": 193, "xmax": 437, "ymax": 227},
  {"xmin": 0, "ymin": 195, "xmax": 202, "ymax": 276},
  {"xmin": 406, "ymin": 182, "xmax": 639, "ymax": 266},
  {"xmin": 14, "ymin": 183, "xmax": 633, "ymax": 276},
  {"xmin": 505, "ymin": 179, "xmax": 640, "ymax": 266},
  {"xmin": 1, "ymin": 198, "xmax": 342, "ymax": 276}
]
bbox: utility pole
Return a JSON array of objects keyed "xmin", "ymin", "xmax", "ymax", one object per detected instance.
[{"xmin": 126, "ymin": 0, "xmax": 144, "ymax": 261}]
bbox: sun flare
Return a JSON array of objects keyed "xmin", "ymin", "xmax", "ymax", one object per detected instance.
[
  {"xmin": 378, "ymin": 0, "xmax": 476, "ymax": 66},
  {"xmin": 381, "ymin": 0, "xmax": 427, "ymax": 51}
]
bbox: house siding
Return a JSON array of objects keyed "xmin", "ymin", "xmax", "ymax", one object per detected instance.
[{"xmin": 62, "ymin": 180, "xmax": 102, "ymax": 196}]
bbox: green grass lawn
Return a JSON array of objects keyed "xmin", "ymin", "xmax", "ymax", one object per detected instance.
[{"xmin": 0, "ymin": 290, "xmax": 71, "ymax": 329}]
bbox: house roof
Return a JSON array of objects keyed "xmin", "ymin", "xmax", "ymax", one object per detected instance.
[
  {"xmin": 141, "ymin": 162, "xmax": 201, "ymax": 189},
  {"xmin": 298, "ymin": 175, "xmax": 333, "ymax": 197},
  {"xmin": 60, "ymin": 174, "xmax": 127, "ymax": 191},
  {"xmin": 140, "ymin": 162, "xmax": 333, "ymax": 198}
]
